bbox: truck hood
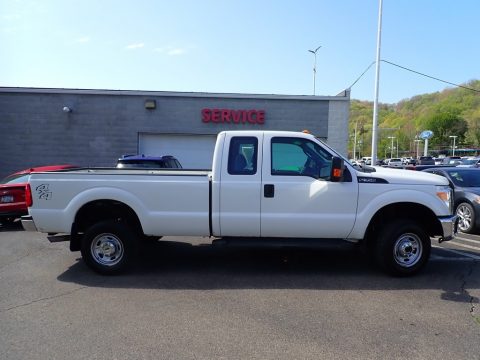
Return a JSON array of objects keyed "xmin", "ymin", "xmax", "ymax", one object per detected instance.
[{"xmin": 355, "ymin": 166, "xmax": 449, "ymax": 186}]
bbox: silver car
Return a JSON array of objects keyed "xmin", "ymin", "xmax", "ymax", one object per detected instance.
[{"xmin": 388, "ymin": 158, "xmax": 403, "ymax": 168}]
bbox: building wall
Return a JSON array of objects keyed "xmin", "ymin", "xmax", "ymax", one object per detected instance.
[
  {"xmin": 0, "ymin": 88, "xmax": 350, "ymax": 178},
  {"xmin": 327, "ymin": 95, "xmax": 351, "ymax": 155}
]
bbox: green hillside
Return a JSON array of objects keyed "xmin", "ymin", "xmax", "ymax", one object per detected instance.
[{"xmin": 349, "ymin": 80, "xmax": 480, "ymax": 159}]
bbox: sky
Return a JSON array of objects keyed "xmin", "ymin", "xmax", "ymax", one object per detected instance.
[{"xmin": 1, "ymin": 0, "xmax": 479, "ymax": 104}]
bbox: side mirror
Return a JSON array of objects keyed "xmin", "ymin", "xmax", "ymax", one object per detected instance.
[{"xmin": 330, "ymin": 156, "xmax": 345, "ymax": 182}]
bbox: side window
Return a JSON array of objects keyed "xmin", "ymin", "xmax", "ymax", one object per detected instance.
[
  {"xmin": 271, "ymin": 137, "xmax": 333, "ymax": 179},
  {"xmin": 228, "ymin": 137, "xmax": 258, "ymax": 175}
]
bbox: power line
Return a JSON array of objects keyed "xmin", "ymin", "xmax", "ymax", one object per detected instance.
[
  {"xmin": 347, "ymin": 59, "xmax": 480, "ymax": 94},
  {"xmin": 348, "ymin": 61, "xmax": 375, "ymax": 90},
  {"xmin": 381, "ymin": 60, "xmax": 480, "ymax": 93}
]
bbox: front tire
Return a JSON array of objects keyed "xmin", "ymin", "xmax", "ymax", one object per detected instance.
[
  {"xmin": 456, "ymin": 202, "xmax": 475, "ymax": 234},
  {"xmin": 374, "ymin": 219, "xmax": 431, "ymax": 276},
  {"xmin": 81, "ymin": 220, "xmax": 137, "ymax": 275}
]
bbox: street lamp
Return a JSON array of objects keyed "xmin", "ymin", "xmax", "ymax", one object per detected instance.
[
  {"xmin": 414, "ymin": 139, "xmax": 421, "ymax": 159},
  {"xmin": 388, "ymin": 136, "xmax": 395, "ymax": 158},
  {"xmin": 371, "ymin": 0, "xmax": 384, "ymax": 166},
  {"xmin": 308, "ymin": 45, "xmax": 321, "ymax": 95},
  {"xmin": 449, "ymin": 135, "xmax": 458, "ymax": 156}
]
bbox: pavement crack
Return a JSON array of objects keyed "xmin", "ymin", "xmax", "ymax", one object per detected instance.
[
  {"xmin": 0, "ymin": 286, "xmax": 87, "ymax": 313},
  {"xmin": 0, "ymin": 247, "xmax": 49, "ymax": 272},
  {"xmin": 461, "ymin": 260, "xmax": 479, "ymax": 325}
]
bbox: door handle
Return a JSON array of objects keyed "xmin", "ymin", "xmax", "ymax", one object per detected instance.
[{"xmin": 264, "ymin": 184, "xmax": 275, "ymax": 198}]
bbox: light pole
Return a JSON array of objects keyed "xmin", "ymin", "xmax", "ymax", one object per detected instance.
[
  {"xmin": 388, "ymin": 136, "xmax": 395, "ymax": 158},
  {"xmin": 414, "ymin": 139, "xmax": 421, "ymax": 159},
  {"xmin": 308, "ymin": 45, "xmax": 321, "ymax": 95},
  {"xmin": 371, "ymin": 0, "xmax": 383, "ymax": 166},
  {"xmin": 449, "ymin": 135, "xmax": 458, "ymax": 156}
]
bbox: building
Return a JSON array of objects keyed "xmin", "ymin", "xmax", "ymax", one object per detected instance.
[{"xmin": 0, "ymin": 87, "xmax": 350, "ymax": 178}]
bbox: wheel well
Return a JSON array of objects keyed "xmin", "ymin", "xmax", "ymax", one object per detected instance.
[
  {"xmin": 454, "ymin": 198, "xmax": 472, "ymax": 210},
  {"xmin": 364, "ymin": 202, "xmax": 442, "ymax": 248},
  {"xmin": 70, "ymin": 200, "xmax": 143, "ymax": 251}
]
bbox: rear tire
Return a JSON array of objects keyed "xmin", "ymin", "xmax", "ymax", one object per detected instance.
[
  {"xmin": 81, "ymin": 220, "xmax": 137, "ymax": 275},
  {"xmin": 374, "ymin": 219, "xmax": 431, "ymax": 276}
]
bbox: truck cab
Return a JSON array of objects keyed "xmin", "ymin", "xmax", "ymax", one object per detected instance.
[{"xmin": 212, "ymin": 131, "xmax": 356, "ymax": 238}]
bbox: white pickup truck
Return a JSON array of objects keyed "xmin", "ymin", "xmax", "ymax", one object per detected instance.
[{"xmin": 22, "ymin": 130, "xmax": 458, "ymax": 276}]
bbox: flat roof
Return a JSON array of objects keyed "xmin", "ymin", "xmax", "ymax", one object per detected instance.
[{"xmin": 0, "ymin": 86, "xmax": 350, "ymax": 101}]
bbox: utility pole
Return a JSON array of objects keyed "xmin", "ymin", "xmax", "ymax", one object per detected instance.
[
  {"xmin": 308, "ymin": 45, "xmax": 321, "ymax": 95},
  {"xmin": 449, "ymin": 135, "xmax": 458, "ymax": 156},
  {"xmin": 371, "ymin": 0, "xmax": 383, "ymax": 166}
]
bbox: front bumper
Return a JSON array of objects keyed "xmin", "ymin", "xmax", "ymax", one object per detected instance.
[
  {"xmin": 21, "ymin": 215, "xmax": 38, "ymax": 232},
  {"xmin": 438, "ymin": 215, "xmax": 459, "ymax": 243}
]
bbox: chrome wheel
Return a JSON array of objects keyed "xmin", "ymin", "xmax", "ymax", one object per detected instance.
[
  {"xmin": 456, "ymin": 203, "xmax": 473, "ymax": 232},
  {"xmin": 393, "ymin": 233, "xmax": 423, "ymax": 268},
  {"xmin": 90, "ymin": 233, "xmax": 124, "ymax": 266}
]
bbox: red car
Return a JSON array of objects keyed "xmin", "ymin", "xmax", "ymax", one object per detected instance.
[{"xmin": 0, "ymin": 165, "xmax": 76, "ymax": 224}]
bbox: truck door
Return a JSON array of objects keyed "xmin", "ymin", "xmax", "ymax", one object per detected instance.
[
  {"xmin": 218, "ymin": 133, "xmax": 263, "ymax": 236},
  {"xmin": 260, "ymin": 134, "xmax": 358, "ymax": 238}
]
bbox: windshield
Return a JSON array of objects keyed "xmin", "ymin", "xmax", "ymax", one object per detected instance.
[
  {"xmin": 447, "ymin": 170, "xmax": 480, "ymax": 187},
  {"xmin": 315, "ymin": 137, "xmax": 350, "ymax": 164},
  {"xmin": 117, "ymin": 161, "xmax": 166, "ymax": 169}
]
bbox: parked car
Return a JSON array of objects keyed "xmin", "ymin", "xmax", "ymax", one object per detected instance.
[
  {"xmin": 0, "ymin": 165, "xmax": 76, "ymax": 224},
  {"xmin": 402, "ymin": 157, "xmax": 413, "ymax": 165},
  {"xmin": 387, "ymin": 158, "xmax": 403, "ymax": 168},
  {"xmin": 423, "ymin": 167, "xmax": 480, "ymax": 233},
  {"xmin": 442, "ymin": 156, "xmax": 462, "ymax": 166},
  {"xmin": 116, "ymin": 155, "xmax": 182, "ymax": 169},
  {"xmin": 457, "ymin": 157, "xmax": 480, "ymax": 168},
  {"xmin": 361, "ymin": 156, "xmax": 372, "ymax": 165},
  {"xmin": 418, "ymin": 156, "xmax": 435, "ymax": 165}
]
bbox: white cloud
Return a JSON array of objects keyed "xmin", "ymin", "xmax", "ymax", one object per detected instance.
[
  {"xmin": 77, "ymin": 36, "xmax": 90, "ymax": 43},
  {"xmin": 2, "ymin": 14, "xmax": 21, "ymax": 21},
  {"xmin": 167, "ymin": 48, "xmax": 186, "ymax": 56},
  {"xmin": 125, "ymin": 43, "xmax": 145, "ymax": 50},
  {"xmin": 153, "ymin": 47, "xmax": 188, "ymax": 56}
]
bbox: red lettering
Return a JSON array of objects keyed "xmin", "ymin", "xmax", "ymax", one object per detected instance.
[
  {"xmin": 257, "ymin": 110, "xmax": 265, "ymax": 124},
  {"xmin": 232, "ymin": 111, "xmax": 241, "ymax": 123},
  {"xmin": 247, "ymin": 110, "xmax": 256, "ymax": 124},
  {"xmin": 221, "ymin": 110, "xmax": 230, "ymax": 123},
  {"xmin": 201, "ymin": 108, "xmax": 265, "ymax": 125},
  {"xmin": 212, "ymin": 109, "xmax": 221, "ymax": 123},
  {"xmin": 242, "ymin": 111, "xmax": 248, "ymax": 123},
  {"xmin": 201, "ymin": 108, "xmax": 211, "ymax": 122}
]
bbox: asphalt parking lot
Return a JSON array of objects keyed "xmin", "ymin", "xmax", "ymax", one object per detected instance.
[{"xmin": 1, "ymin": 221, "xmax": 479, "ymax": 360}]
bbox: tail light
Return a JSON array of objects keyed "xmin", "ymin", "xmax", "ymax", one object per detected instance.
[{"xmin": 25, "ymin": 184, "xmax": 33, "ymax": 207}]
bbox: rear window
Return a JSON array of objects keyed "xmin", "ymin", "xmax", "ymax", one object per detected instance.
[
  {"xmin": 447, "ymin": 170, "xmax": 480, "ymax": 187},
  {"xmin": 227, "ymin": 137, "xmax": 258, "ymax": 175}
]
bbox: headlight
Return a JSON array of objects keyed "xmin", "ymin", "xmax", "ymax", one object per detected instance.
[{"xmin": 436, "ymin": 185, "xmax": 453, "ymax": 213}]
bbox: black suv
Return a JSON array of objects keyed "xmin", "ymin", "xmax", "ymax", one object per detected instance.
[{"xmin": 418, "ymin": 156, "xmax": 435, "ymax": 165}]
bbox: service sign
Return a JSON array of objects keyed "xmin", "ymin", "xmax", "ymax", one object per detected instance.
[{"xmin": 202, "ymin": 108, "xmax": 265, "ymax": 125}]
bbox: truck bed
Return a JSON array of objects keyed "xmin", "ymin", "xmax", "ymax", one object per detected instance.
[{"xmin": 28, "ymin": 168, "xmax": 212, "ymax": 236}]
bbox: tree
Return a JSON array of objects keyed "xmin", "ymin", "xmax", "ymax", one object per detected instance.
[{"xmin": 423, "ymin": 111, "xmax": 467, "ymax": 149}]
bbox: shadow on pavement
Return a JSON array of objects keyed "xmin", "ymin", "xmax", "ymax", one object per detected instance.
[
  {"xmin": 57, "ymin": 240, "xmax": 480, "ymax": 304},
  {"xmin": 0, "ymin": 220, "xmax": 24, "ymax": 232}
]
